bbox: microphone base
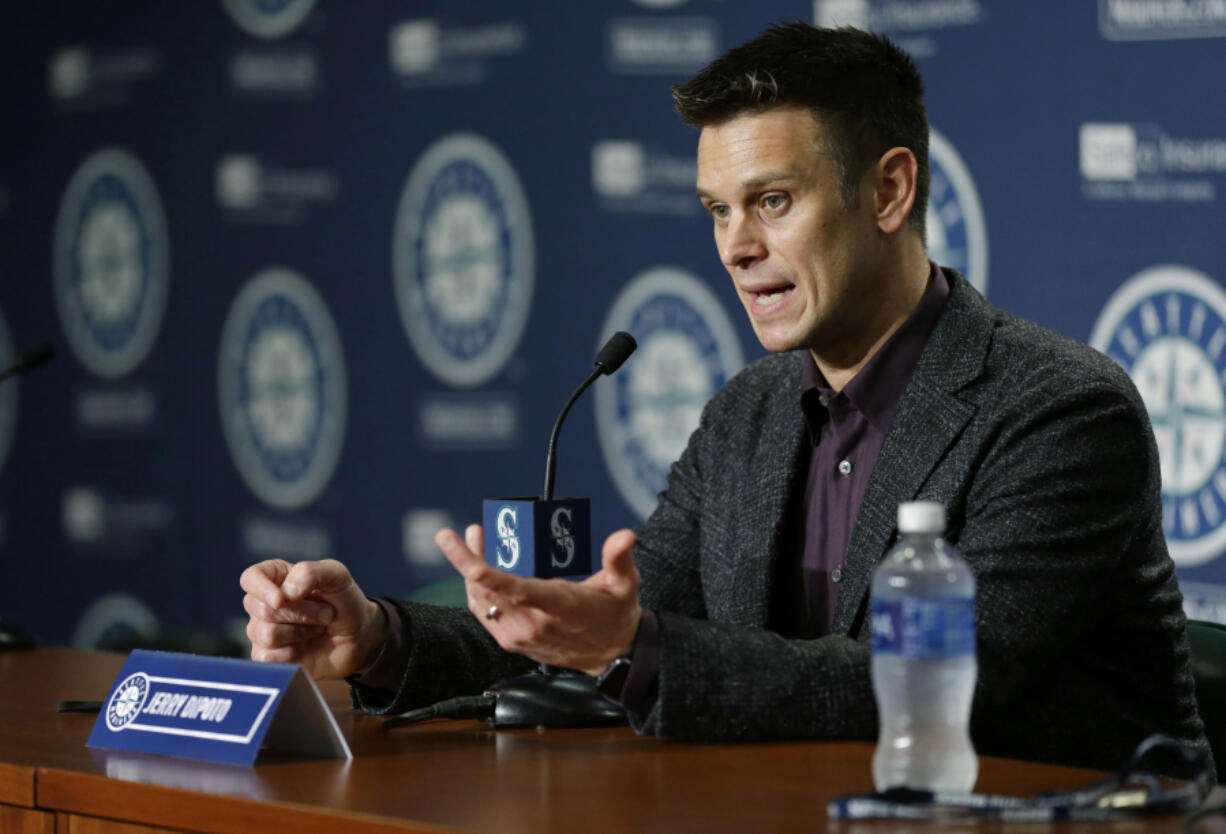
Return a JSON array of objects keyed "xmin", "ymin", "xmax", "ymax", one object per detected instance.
[{"xmin": 486, "ymin": 667, "xmax": 628, "ymax": 729}]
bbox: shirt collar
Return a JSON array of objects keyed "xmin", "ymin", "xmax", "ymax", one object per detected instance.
[{"xmin": 799, "ymin": 262, "xmax": 950, "ymax": 438}]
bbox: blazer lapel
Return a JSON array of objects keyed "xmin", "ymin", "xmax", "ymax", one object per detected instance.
[
  {"xmin": 726, "ymin": 355, "xmax": 809, "ymax": 628},
  {"xmin": 831, "ymin": 272, "xmax": 994, "ymax": 635}
]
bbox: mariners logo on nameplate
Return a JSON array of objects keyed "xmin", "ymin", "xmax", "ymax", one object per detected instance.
[
  {"xmin": 221, "ymin": 0, "xmax": 317, "ymax": 39},
  {"xmin": 927, "ymin": 129, "xmax": 988, "ymax": 295},
  {"xmin": 1091, "ymin": 265, "xmax": 1226, "ymax": 566},
  {"xmin": 54, "ymin": 147, "xmax": 169, "ymax": 378},
  {"xmin": 89, "ymin": 649, "xmax": 350, "ymax": 765},
  {"xmin": 595, "ymin": 267, "xmax": 744, "ymax": 519},
  {"xmin": 106, "ymin": 672, "xmax": 150, "ymax": 729},
  {"xmin": 393, "ymin": 133, "xmax": 534, "ymax": 388},
  {"xmin": 218, "ymin": 268, "xmax": 347, "ymax": 510}
]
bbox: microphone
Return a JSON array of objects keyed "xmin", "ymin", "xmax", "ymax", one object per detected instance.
[
  {"xmin": 457, "ymin": 332, "xmax": 639, "ymax": 730},
  {"xmin": 594, "ymin": 331, "xmax": 637, "ymax": 375},
  {"xmin": 484, "ymin": 331, "xmax": 638, "ymax": 581},
  {"xmin": 543, "ymin": 331, "xmax": 636, "ymax": 500},
  {"xmin": 0, "ymin": 343, "xmax": 54, "ymax": 384}
]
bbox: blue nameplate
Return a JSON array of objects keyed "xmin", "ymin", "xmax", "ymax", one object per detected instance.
[
  {"xmin": 483, "ymin": 497, "xmax": 592, "ymax": 579},
  {"xmin": 87, "ymin": 649, "xmax": 351, "ymax": 766}
]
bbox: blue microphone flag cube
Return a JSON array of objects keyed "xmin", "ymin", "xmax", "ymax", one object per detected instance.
[{"xmin": 482, "ymin": 497, "xmax": 592, "ymax": 579}]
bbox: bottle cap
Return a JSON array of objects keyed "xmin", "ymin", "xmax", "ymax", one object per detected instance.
[{"xmin": 898, "ymin": 501, "xmax": 946, "ymax": 534}]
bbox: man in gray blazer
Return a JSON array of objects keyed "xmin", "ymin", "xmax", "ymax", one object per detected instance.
[{"xmin": 240, "ymin": 24, "xmax": 1209, "ymax": 773}]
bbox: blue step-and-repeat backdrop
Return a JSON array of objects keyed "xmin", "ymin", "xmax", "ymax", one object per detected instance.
[{"xmin": 2, "ymin": 0, "xmax": 1226, "ymax": 649}]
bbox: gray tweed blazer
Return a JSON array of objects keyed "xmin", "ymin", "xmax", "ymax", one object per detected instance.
[{"xmin": 360, "ymin": 271, "xmax": 1209, "ymax": 774}]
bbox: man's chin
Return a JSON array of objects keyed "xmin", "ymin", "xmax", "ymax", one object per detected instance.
[{"xmin": 749, "ymin": 324, "xmax": 806, "ymax": 355}]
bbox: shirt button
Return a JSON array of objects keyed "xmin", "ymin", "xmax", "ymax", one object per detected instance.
[
  {"xmin": 838, "ymin": 459, "xmax": 853, "ymax": 475},
  {"xmin": 832, "ymin": 567, "xmax": 843, "ymax": 583}
]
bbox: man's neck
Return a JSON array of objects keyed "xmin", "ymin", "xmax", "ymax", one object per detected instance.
[{"xmin": 810, "ymin": 248, "xmax": 932, "ymax": 392}]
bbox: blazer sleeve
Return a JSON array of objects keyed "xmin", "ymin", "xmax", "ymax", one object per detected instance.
[
  {"xmin": 951, "ymin": 359, "xmax": 1204, "ymax": 770},
  {"xmin": 350, "ymin": 599, "xmax": 536, "ymax": 714}
]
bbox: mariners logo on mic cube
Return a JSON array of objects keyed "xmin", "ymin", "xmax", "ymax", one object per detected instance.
[{"xmin": 483, "ymin": 498, "xmax": 592, "ymax": 578}]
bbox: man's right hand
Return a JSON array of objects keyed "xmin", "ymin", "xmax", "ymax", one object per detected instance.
[{"xmin": 240, "ymin": 559, "xmax": 386, "ymax": 681}]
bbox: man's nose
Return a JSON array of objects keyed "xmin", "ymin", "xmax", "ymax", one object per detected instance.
[{"xmin": 720, "ymin": 213, "xmax": 766, "ymax": 270}]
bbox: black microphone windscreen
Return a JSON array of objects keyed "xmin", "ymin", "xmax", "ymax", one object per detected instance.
[{"xmin": 594, "ymin": 331, "xmax": 636, "ymax": 375}]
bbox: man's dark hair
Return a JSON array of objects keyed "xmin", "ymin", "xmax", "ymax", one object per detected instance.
[{"xmin": 672, "ymin": 22, "xmax": 929, "ymax": 240}]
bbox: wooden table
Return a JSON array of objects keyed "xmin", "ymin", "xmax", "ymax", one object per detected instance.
[{"xmin": 0, "ymin": 647, "xmax": 1220, "ymax": 833}]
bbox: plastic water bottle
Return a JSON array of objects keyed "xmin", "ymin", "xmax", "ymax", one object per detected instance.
[{"xmin": 870, "ymin": 501, "xmax": 978, "ymax": 793}]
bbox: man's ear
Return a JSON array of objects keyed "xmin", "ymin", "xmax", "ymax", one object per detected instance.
[{"xmin": 872, "ymin": 147, "xmax": 918, "ymax": 236}]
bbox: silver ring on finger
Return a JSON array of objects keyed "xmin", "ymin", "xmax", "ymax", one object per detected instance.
[{"xmin": 485, "ymin": 604, "xmax": 501, "ymax": 621}]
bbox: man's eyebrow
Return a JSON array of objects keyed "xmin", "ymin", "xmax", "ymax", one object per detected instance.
[{"xmin": 696, "ymin": 171, "xmax": 799, "ymax": 201}]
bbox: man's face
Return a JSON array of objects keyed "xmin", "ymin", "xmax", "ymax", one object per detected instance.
[{"xmin": 696, "ymin": 106, "xmax": 883, "ymax": 358}]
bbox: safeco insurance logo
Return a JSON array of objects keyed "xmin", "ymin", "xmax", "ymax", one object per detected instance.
[
  {"xmin": 595, "ymin": 267, "xmax": 744, "ymax": 519},
  {"xmin": 591, "ymin": 140, "xmax": 699, "ymax": 216},
  {"xmin": 814, "ymin": 0, "xmax": 986, "ymax": 58},
  {"xmin": 1091, "ymin": 265, "xmax": 1226, "ymax": 566},
  {"xmin": 1080, "ymin": 122, "xmax": 1226, "ymax": 203},
  {"xmin": 1099, "ymin": 0, "xmax": 1226, "ymax": 40}
]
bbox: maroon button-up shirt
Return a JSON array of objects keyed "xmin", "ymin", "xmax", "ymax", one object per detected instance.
[{"xmin": 782, "ymin": 264, "xmax": 950, "ymax": 637}]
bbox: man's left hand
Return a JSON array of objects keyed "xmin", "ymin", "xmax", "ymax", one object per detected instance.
[{"xmin": 435, "ymin": 525, "xmax": 642, "ymax": 677}]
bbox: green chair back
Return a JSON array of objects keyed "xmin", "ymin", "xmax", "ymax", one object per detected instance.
[{"xmin": 405, "ymin": 575, "xmax": 469, "ymax": 608}]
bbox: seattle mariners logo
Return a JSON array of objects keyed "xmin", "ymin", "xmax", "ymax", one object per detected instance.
[
  {"xmin": 495, "ymin": 505, "xmax": 520, "ymax": 569},
  {"xmin": 0, "ymin": 308, "xmax": 15, "ymax": 476},
  {"xmin": 392, "ymin": 133, "xmax": 534, "ymax": 388},
  {"xmin": 1091, "ymin": 265, "xmax": 1226, "ymax": 566},
  {"xmin": 595, "ymin": 267, "xmax": 744, "ymax": 519},
  {"xmin": 550, "ymin": 506, "xmax": 575, "ymax": 570},
  {"xmin": 927, "ymin": 129, "xmax": 988, "ymax": 295},
  {"xmin": 106, "ymin": 672, "xmax": 150, "ymax": 731},
  {"xmin": 218, "ymin": 268, "xmax": 347, "ymax": 510},
  {"xmin": 221, "ymin": 0, "xmax": 316, "ymax": 39},
  {"xmin": 54, "ymin": 148, "xmax": 169, "ymax": 379}
]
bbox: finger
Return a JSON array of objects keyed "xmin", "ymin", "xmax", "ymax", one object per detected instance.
[
  {"xmin": 439, "ymin": 528, "xmax": 579, "ymax": 613},
  {"xmin": 464, "ymin": 579, "xmax": 499, "ymax": 622},
  {"xmin": 243, "ymin": 593, "xmax": 336, "ymax": 626},
  {"xmin": 464, "ymin": 524, "xmax": 485, "ymax": 559},
  {"xmin": 248, "ymin": 620, "xmax": 326, "ymax": 649},
  {"xmin": 240, "ymin": 560, "xmax": 292, "ymax": 608},
  {"xmin": 437, "ymin": 528, "xmax": 496, "ymax": 582},
  {"xmin": 282, "ymin": 559, "xmax": 356, "ymax": 601},
  {"xmin": 600, "ymin": 529, "xmax": 638, "ymax": 581},
  {"xmin": 251, "ymin": 645, "xmax": 300, "ymax": 664}
]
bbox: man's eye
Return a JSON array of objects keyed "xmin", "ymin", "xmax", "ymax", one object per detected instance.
[
  {"xmin": 709, "ymin": 204, "xmax": 729, "ymax": 219},
  {"xmin": 762, "ymin": 194, "xmax": 787, "ymax": 210}
]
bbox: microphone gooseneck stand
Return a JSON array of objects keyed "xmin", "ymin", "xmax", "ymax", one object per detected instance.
[{"xmin": 385, "ymin": 332, "xmax": 638, "ymax": 731}]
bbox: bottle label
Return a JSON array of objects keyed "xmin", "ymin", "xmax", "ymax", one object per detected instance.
[{"xmin": 870, "ymin": 597, "xmax": 975, "ymax": 658}]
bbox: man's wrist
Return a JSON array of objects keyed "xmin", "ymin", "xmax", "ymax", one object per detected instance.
[
  {"xmin": 352, "ymin": 598, "xmax": 389, "ymax": 677},
  {"xmin": 595, "ymin": 654, "xmax": 634, "ymax": 699},
  {"xmin": 585, "ymin": 605, "xmax": 642, "ymax": 677}
]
